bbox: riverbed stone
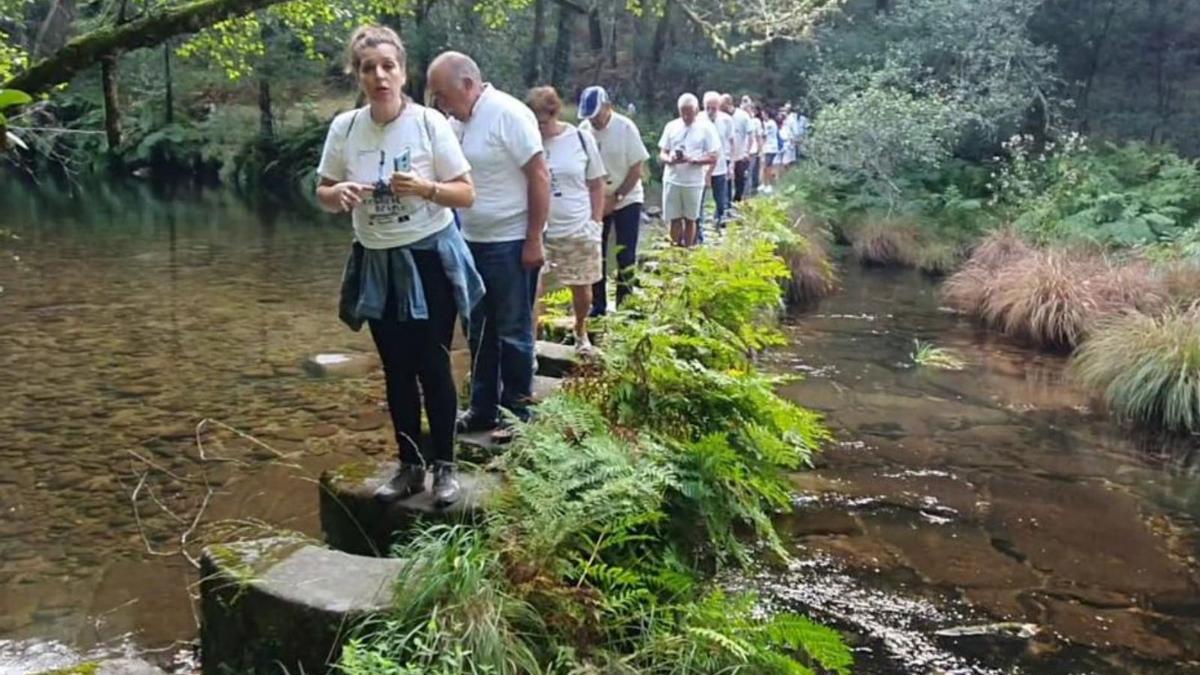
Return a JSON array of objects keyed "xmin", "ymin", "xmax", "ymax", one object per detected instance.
[
  {"xmin": 866, "ymin": 517, "xmax": 1040, "ymax": 590},
  {"xmin": 319, "ymin": 460, "xmax": 498, "ymax": 556},
  {"xmin": 1042, "ymin": 599, "xmax": 1187, "ymax": 659},
  {"xmin": 302, "ymin": 352, "xmax": 380, "ymax": 379},
  {"xmin": 200, "ymin": 535, "xmax": 404, "ymax": 675},
  {"xmin": 985, "ymin": 477, "xmax": 1193, "ymax": 596}
]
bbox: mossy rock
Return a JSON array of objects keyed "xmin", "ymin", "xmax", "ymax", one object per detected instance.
[
  {"xmin": 200, "ymin": 536, "xmax": 404, "ymax": 674},
  {"xmin": 319, "ymin": 461, "xmax": 499, "ymax": 556},
  {"xmin": 39, "ymin": 659, "xmax": 164, "ymax": 674}
]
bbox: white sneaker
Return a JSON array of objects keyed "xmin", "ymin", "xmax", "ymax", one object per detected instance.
[{"xmin": 575, "ymin": 333, "xmax": 597, "ymax": 358}]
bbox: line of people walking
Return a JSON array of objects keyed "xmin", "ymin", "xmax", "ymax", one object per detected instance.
[{"xmin": 315, "ymin": 24, "xmax": 808, "ymax": 508}]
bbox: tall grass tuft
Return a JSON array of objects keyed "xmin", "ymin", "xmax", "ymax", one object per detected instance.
[
  {"xmin": 915, "ymin": 242, "xmax": 961, "ymax": 277},
  {"xmin": 850, "ymin": 219, "xmax": 919, "ymax": 267},
  {"xmin": 943, "ymin": 229, "xmax": 1033, "ymax": 311},
  {"xmin": 1074, "ymin": 304, "xmax": 1200, "ymax": 433}
]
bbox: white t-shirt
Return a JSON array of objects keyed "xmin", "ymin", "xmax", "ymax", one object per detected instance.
[
  {"xmin": 750, "ymin": 117, "xmax": 764, "ymax": 155},
  {"xmin": 580, "ymin": 111, "xmax": 650, "ymax": 211},
  {"xmin": 544, "ymin": 124, "xmax": 606, "ymax": 240},
  {"xmin": 657, "ymin": 117, "xmax": 720, "ymax": 188},
  {"xmin": 763, "ymin": 119, "xmax": 780, "ymax": 154},
  {"xmin": 317, "ymin": 103, "xmax": 470, "ymax": 250},
  {"xmin": 731, "ymin": 108, "xmax": 753, "ymax": 162},
  {"xmin": 454, "ymin": 84, "xmax": 544, "ymax": 243},
  {"xmin": 705, "ymin": 110, "xmax": 734, "ymax": 176}
]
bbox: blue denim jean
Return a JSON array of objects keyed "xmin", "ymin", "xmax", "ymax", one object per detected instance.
[
  {"xmin": 592, "ymin": 202, "xmax": 641, "ymax": 314},
  {"xmin": 466, "ymin": 239, "xmax": 539, "ymax": 422},
  {"xmin": 710, "ymin": 173, "xmax": 730, "ymax": 224}
]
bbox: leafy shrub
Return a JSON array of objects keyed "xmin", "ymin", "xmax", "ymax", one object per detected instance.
[
  {"xmin": 993, "ymin": 137, "xmax": 1200, "ymax": 248},
  {"xmin": 1075, "ymin": 305, "xmax": 1200, "ymax": 433},
  {"xmin": 738, "ymin": 196, "xmax": 838, "ymax": 305}
]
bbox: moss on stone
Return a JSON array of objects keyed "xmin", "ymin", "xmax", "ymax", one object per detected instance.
[{"xmin": 328, "ymin": 460, "xmax": 383, "ymax": 487}]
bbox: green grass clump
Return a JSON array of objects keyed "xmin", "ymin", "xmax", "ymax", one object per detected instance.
[
  {"xmin": 910, "ymin": 339, "xmax": 967, "ymax": 370},
  {"xmin": 1074, "ymin": 305, "xmax": 1200, "ymax": 433}
]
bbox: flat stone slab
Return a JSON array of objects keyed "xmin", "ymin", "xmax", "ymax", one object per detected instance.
[
  {"xmin": 320, "ymin": 461, "xmax": 498, "ymax": 556},
  {"xmin": 200, "ymin": 535, "xmax": 403, "ymax": 675},
  {"xmin": 536, "ymin": 340, "xmax": 578, "ymax": 377},
  {"xmin": 302, "ymin": 352, "xmax": 380, "ymax": 378}
]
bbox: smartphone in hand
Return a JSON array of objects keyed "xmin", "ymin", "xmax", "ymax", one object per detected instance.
[{"xmin": 393, "ymin": 148, "xmax": 412, "ymax": 173}]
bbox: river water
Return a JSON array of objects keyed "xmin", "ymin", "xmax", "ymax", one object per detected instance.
[{"xmin": 0, "ymin": 181, "xmax": 1197, "ymax": 673}]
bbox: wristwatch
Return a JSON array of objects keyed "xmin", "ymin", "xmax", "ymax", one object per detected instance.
[{"xmin": 614, "ymin": 191, "xmax": 625, "ymax": 202}]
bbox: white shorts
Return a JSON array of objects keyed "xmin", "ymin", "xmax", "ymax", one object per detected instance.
[{"xmin": 662, "ymin": 183, "xmax": 703, "ymax": 221}]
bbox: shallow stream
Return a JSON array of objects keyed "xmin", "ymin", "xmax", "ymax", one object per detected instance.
[{"xmin": 0, "ymin": 181, "xmax": 1197, "ymax": 673}]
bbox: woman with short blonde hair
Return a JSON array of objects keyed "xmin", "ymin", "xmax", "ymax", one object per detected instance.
[{"xmin": 526, "ymin": 86, "xmax": 607, "ymax": 354}]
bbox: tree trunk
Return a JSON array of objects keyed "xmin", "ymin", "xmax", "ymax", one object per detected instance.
[
  {"xmin": 550, "ymin": 4, "xmax": 573, "ymax": 90},
  {"xmin": 258, "ymin": 77, "xmax": 274, "ymax": 143},
  {"xmin": 100, "ymin": 54, "xmax": 121, "ymax": 150},
  {"xmin": 525, "ymin": 0, "xmax": 546, "ymax": 86},
  {"xmin": 5, "ymin": 0, "xmax": 287, "ymax": 95},
  {"xmin": 164, "ymin": 41, "xmax": 174, "ymax": 124},
  {"xmin": 608, "ymin": 10, "xmax": 618, "ymax": 69},
  {"xmin": 639, "ymin": 0, "xmax": 671, "ymax": 110},
  {"xmin": 587, "ymin": 8, "xmax": 603, "ymax": 52}
]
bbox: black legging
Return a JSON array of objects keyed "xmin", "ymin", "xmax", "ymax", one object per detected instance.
[{"xmin": 367, "ymin": 249, "xmax": 458, "ymax": 465}]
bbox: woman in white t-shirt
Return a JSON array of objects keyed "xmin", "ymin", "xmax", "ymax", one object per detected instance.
[
  {"xmin": 315, "ymin": 25, "xmax": 481, "ymax": 507},
  {"xmin": 761, "ymin": 108, "xmax": 780, "ymax": 192},
  {"xmin": 526, "ymin": 86, "xmax": 607, "ymax": 355}
]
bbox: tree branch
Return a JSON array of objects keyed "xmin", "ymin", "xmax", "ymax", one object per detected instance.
[{"xmin": 4, "ymin": 0, "xmax": 284, "ymax": 95}]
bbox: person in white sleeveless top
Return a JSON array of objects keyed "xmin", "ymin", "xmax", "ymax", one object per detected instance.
[{"xmin": 316, "ymin": 26, "xmax": 481, "ymax": 506}]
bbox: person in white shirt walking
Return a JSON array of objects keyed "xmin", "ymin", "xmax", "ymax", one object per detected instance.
[
  {"xmin": 526, "ymin": 86, "xmax": 607, "ymax": 355},
  {"xmin": 658, "ymin": 93, "xmax": 718, "ymax": 247},
  {"xmin": 727, "ymin": 93, "xmax": 753, "ymax": 203},
  {"xmin": 745, "ymin": 98, "xmax": 765, "ymax": 196},
  {"xmin": 578, "ymin": 85, "xmax": 649, "ymax": 315},
  {"xmin": 702, "ymin": 90, "xmax": 734, "ymax": 228},
  {"xmin": 761, "ymin": 107, "xmax": 780, "ymax": 192},
  {"xmin": 318, "ymin": 26, "xmax": 482, "ymax": 506},
  {"xmin": 426, "ymin": 51, "xmax": 550, "ymax": 435}
]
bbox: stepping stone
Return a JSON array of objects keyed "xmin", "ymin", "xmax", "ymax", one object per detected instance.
[
  {"xmin": 302, "ymin": 352, "xmax": 379, "ymax": 378},
  {"xmin": 457, "ymin": 376, "xmax": 564, "ymax": 461},
  {"xmin": 200, "ymin": 536, "xmax": 402, "ymax": 675},
  {"xmin": 536, "ymin": 340, "xmax": 579, "ymax": 377},
  {"xmin": 319, "ymin": 461, "xmax": 498, "ymax": 556}
]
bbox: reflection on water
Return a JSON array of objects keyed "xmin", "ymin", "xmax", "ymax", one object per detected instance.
[
  {"xmin": 0, "ymin": 180, "xmax": 402, "ymax": 665},
  {"xmin": 768, "ymin": 266, "xmax": 1200, "ymax": 674}
]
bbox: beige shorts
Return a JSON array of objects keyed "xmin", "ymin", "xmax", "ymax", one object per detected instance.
[
  {"xmin": 663, "ymin": 182, "xmax": 703, "ymax": 221},
  {"xmin": 543, "ymin": 235, "xmax": 602, "ymax": 288}
]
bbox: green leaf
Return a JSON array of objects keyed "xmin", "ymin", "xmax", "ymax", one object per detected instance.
[{"xmin": 0, "ymin": 89, "xmax": 32, "ymax": 109}]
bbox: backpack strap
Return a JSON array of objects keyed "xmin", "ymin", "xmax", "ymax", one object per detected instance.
[{"xmin": 576, "ymin": 128, "xmax": 590, "ymax": 173}]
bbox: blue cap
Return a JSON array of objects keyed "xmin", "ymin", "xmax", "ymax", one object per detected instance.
[{"xmin": 578, "ymin": 86, "xmax": 609, "ymax": 120}]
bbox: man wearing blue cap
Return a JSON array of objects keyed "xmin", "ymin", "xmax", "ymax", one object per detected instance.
[{"xmin": 578, "ymin": 85, "xmax": 650, "ymax": 315}]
